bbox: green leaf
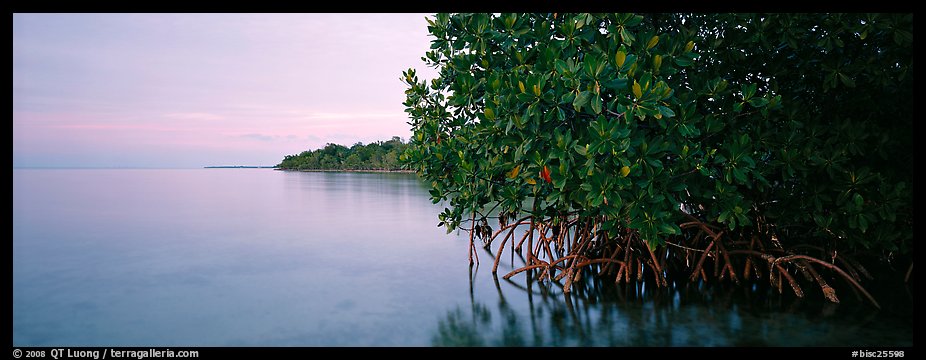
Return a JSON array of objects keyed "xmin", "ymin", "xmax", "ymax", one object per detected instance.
[
  {"xmin": 838, "ymin": 73, "xmax": 856, "ymax": 88},
  {"xmin": 620, "ymin": 27, "xmax": 635, "ymax": 45},
  {"xmin": 684, "ymin": 40, "xmax": 695, "ymax": 52},
  {"xmin": 632, "ymin": 81, "xmax": 643, "ymax": 99},
  {"xmin": 506, "ymin": 165, "xmax": 520, "ymax": 179},
  {"xmin": 516, "ymin": 93, "xmax": 535, "ymax": 102},
  {"xmin": 735, "ymin": 212, "xmax": 749, "ymax": 226},
  {"xmin": 574, "ymin": 144, "xmax": 588, "ymax": 156},
  {"xmin": 590, "ymin": 95, "xmax": 602, "ymax": 114},
  {"xmin": 718, "ymin": 211, "xmax": 729, "ymax": 223},
  {"xmin": 646, "ymin": 35, "xmax": 659, "ymax": 50},
  {"xmin": 748, "ymin": 97, "xmax": 769, "ymax": 107},
  {"xmin": 853, "ymin": 193, "xmax": 864, "ymax": 208},
  {"xmin": 656, "ymin": 105, "xmax": 675, "ymax": 118},
  {"xmin": 484, "ymin": 107, "xmax": 496, "ymax": 120},
  {"xmin": 590, "ymin": 193, "xmax": 603, "ymax": 207},
  {"xmin": 603, "ymin": 78, "xmax": 628, "ymax": 90},
  {"xmin": 620, "ymin": 166, "xmax": 630, "ymax": 177},
  {"xmin": 615, "ymin": 50, "xmax": 627, "ymax": 68},
  {"xmin": 732, "ymin": 167, "xmax": 747, "ymax": 183},
  {"xmin": 594, "ymin": 57, "xmax": 607, "ymax": 77},
  {"xmin": 573, "ymin": 91, "xmax": 592, "ymax": 111},
  {"xmin": 894, "ymin": 29, "xmax": 912, "ymax": 45},
  {"xmin": 813, "ymin": 214, "xmax": 831, "ymax": 227},
  {"xmin": 742, "ymin": 83, "xmax": 757, "ymax": 100},
  {"xmin": 674, "ymin": 56, "xmax": 693, "ymax": 67},
  {"xmin": 659, "ymin": 223, "xmax": 681, "ymax": 235},
  {"xmin": 622, "ymin": 54, "xmax": 638, "ymax": 71},
  {"xmin": 554, "ymin": 59, "xmax": 569, "ymax": 74}
]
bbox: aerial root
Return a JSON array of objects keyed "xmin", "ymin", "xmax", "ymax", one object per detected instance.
[{"xmin": 474, "ymin": 215, "xmax": 880, "ymax": 307}]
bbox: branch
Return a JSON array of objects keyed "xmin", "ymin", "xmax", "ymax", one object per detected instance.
[{"xmin": 772, "ymin": 254, "xmax": 880, "ymax": 309}]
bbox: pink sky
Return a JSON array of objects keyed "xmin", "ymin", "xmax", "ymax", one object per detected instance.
[{"xmin": 13, "ymin": 13, "xmax": 438, "ymax": 168}]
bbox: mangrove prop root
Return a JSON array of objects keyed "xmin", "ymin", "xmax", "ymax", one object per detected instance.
[
  {"xmin": 563, "ymin": 267, "xmax": 575, "ymax": 293},
  {"xmin": 776, "ymin": 264, "xmax": 804, "ymax": 298},
  {"xmin": 644, "ymin": 240, "xmax": 668, "ymax": 287},
  {"xmin": 769, "ymin": 264, "xmax": 779, "ymax": 292},
  {"xmin": 555, "ymin": 256, "xmax": 581, "ymax": 282},
  {"xmin": 623, "ymin": 236, "xmax": 633, "ymax": 283},
  {"xmin": 503, "ymin": 262, "xmax": 550, "ymax": 280},
  {"xmin": 602, "ymin": 244, "xmax": 622, "ymax": 274},
  {"xmin": 468, "ymin": 212, "xmax": 477, "ymax": 266},
  {"xmin": 716, "ymin": 240, "xmax": 740, "ymax": 285},
  {"xmin": 806, "ymin": 258, "xmax": 861, "ymax": 301},
  {"xmin": 906, "ymin": 262, "xmax": 913, "ymax": 283},
  {"xmin": 491, "ymin": 231, "xmax": 511, "ymax": 274},
  {"xmin": 615, "ymin": 235, "xmax": 633, "ymax": 284},
  {"xmin": 837, "ymin": 257, "xmax": 862, "ymax": 283},
  {"xmin": 713, "ymin": 245, "xmax": 722, "ymax": 278},
  {"xmin": 690, "ymin": 238, "xmax": 718, "ymax": 282},
  {"xmin": 473, "ymin": 216, "xmax": 881, "ymax": 307},
  {"xmin": 541, "ymin": 231, "xmax": 557, "ymax": 269},
  {"xmin": 796, "ymin": 261, "xmax": 815, "ymax": 282},
  {"xmin": 793, "ymin": 244, "xmax": 868, "ymax": 283},
  {"xmin": 514, "ymin": 230, "xmax": 530, "ymax": 254},
  {"xmin": 777, "ymin": 266, "xmax": 783, "ymax": 294},
  {"xmin": 821, "ymin": 285, "xmax": 839, "ymax": 303},
  {"xmin": 486, "ymin": 218, "xmax": 531, "ymax": 247},
  {"xmin": 851, "ymin": 257, "xmax": 874, "ymax": 281},
  {"xmin": 659, "ymin": 247, "xmax": 668, "ymax": 275},
  {"xmin": 775, "ymin": 255, "xmax": 879, "ymax": 308}
]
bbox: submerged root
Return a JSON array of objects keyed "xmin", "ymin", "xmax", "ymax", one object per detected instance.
[
  {"xmin": 776, "ymin": 264, "xmax": 804, "ymax": 298},
  {"xmin": 477, "ymin": 214, "xmax": 882, "ymax": 308}
]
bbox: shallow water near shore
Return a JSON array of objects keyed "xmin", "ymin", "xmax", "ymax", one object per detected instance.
[{"xmin": 13, "ymin": 168, "xmax": 913, "ymax": 346}]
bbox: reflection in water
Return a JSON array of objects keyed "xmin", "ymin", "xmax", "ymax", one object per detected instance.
[
  {"xmin": 433, "ymin": 266, "xmax": 912, "ymax": 347},
  {"xmin": 14, "ymin": 170, "xmax": 463, "ymax": 346},
  {"xmin": 13, "ymin": 169, "xmax": 912, "ymax": 346}
]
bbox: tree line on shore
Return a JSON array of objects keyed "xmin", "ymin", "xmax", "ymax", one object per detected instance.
[{"xmin": 277, "ymin": 136, "xmax": 408, "ymax": 171}]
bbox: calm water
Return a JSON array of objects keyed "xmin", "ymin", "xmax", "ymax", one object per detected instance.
[{"xmin": 12, "ymin": 169, "xmax": 913, "ymax": 346}]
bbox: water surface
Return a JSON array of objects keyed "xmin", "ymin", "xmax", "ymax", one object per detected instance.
[{"xmin": 12, "ymin": 169, "xmax": 913, "ymax": 346}]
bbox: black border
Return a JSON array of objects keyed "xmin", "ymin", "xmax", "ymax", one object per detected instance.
[
  {"xmin": 9, "ymin": 346, "xmax": 915, "ymax": 357},
  {"xmin": 9, "ymin": 1, "xmax": 917, "ymax": 14}
]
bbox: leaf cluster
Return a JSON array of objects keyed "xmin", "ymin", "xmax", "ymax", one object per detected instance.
[{"xmin": 402, "ymin": 13, "xmax": 912, "ymax": 255}]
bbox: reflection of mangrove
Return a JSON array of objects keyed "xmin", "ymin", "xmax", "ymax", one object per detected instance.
[{"xmin": 432, "ymin": 267, "xmax": 900, "ymax": 347}]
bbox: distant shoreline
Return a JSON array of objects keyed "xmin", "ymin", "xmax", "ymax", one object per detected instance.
[
  {"xmin": 275, "ymin": 168, "xmax": 415, "ymax": 174},
  {"xmin": 204, "ymin": 166, "xmax": 276, "ymax": 169}
]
